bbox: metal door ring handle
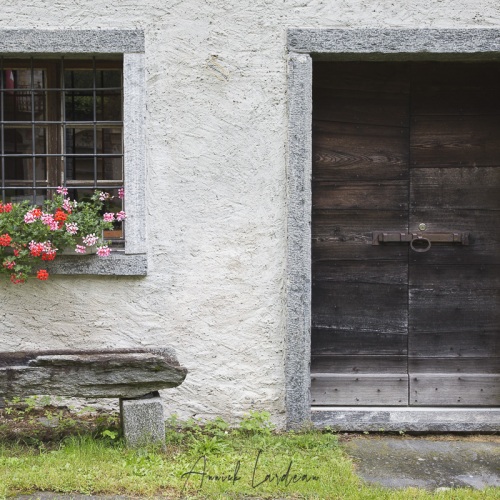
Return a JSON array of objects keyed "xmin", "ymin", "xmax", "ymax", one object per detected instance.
[{"xmin": 410, "ymin": 236, "xmax": 431, "ymax": 253}]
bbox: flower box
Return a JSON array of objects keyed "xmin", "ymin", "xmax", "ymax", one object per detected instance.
[
  {"xmin": 61, "ymin": 244, "xmax": 98, "ymax": 256},
  {"xmin": 0, "ymin": 188, "xmax": 126, "ymax": 283}
]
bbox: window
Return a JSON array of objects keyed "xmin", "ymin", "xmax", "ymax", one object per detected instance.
[
  {"xmin": 0, "ymin": 30, "xmax": 146, "ymax": 275},
  {"xmin": 1, "ymin": 57, "xmax": 125, "ymax": 241}
]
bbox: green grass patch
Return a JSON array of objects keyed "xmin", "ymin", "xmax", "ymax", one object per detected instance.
[{"xmin": 0, "ymin": 405, "xmax": 498, "ymax": 499}]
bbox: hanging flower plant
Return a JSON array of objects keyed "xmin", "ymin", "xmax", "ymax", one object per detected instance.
[{"xmin": 0, "ymin": 187, "xmax": 126, "ymax": 284}]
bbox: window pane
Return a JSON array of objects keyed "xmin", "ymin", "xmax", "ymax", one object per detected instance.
[
  {"xmin": 65, "ymin": 156, "xmax": 94, "ymax": 180},
  {"xmin": 97, "ymin": 128, "xmax": 122, "ymax": 154},
  {"xmin": 66, "ymin": 128, "xmax": 93, "ymax": 154},
  {"xmin": 1, "ymin": 89, "xmax": 47, "ymax": 121},
  {"xmin": 4, "ymin": 157, "xmax": 30, "ymax": 181},
  {"xmin": 100, "ymin": 70, "xmax": 121, "ymax": 88},
  {"xmin": 97, "ymin": 157, "xmax": 122, "ymax": 181},
  {"xmin": 1, "ymin": 68, "xmax": 47, "ymax": 121},
  {"xmin": 14, "ymin": 89, "xmax": 45, "ymax": 116},
  {"xmin": 1, "ymin": 92, "xmax": 15, "ymax": 121},
  {"xmin": 65, "ymin": 91, "xmax": 94, "ymax": 121},
  {"xmin": 64, "ymin": 70, "xmax": 94, "ymax": 89},
  {"xmin": 66, "ymin": 188, "xmax": 94, "ymax": 204},
  {"xmin": 2, "ymin": 68, "xmax": 46, "ymax": 90},
  {"xmin": 4, "ymin": 189, "xmax": 46, "ymax": 204},
  {"xmin": 4, "ymin": 127, "xmax": 32, "ymax": 154},
  {"xmin": 4, "ymin": 127, "xmax": 47, "ymax": 154},
  {"xmin": 64, "ymin": 69, "xmax": 122, "ymax": 89},
  {"xmin": 96, "ymin": 90, "xmax": 121, "ymax": 121},
  {"xmin": 4, "ymin": 157, "xmax": 47, "ymax": 182},
  {"xmin": 34, "ymin": 157, "xmax": 47, "ymax": 181},
  {"xmin": 34, "ymin": 127, "xmax": 47, "ymax": 154}
]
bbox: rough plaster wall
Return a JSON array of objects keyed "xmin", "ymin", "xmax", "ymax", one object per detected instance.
[{"xmin": 1, "ymin": 0, "xmax": 499, "ymax": 427}]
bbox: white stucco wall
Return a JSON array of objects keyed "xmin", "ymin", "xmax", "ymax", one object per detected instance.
[{"xmin": 1, "ymin": 0, "xmax": 499, "ymax": 427}]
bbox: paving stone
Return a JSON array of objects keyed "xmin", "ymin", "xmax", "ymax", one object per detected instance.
[{"xmin": 342, "ymin": 436, "xmax": 500, "ymax": 490}]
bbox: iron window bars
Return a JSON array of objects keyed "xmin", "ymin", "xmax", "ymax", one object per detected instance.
[{"xmin": 0, "ymin": 56, "xmax": 124, "ymax": 238}]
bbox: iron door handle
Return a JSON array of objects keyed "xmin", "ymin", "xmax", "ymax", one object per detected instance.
[{"xmin": 372, "ymin": 231, "xmax": 469, "ymax": 253}]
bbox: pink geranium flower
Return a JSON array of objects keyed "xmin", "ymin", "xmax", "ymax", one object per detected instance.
[
  {"xmin": 65, "ymin": 222, "xmax": 79, "ymax": 235},
  {"xmin": 96, "ymin": 245, "xmax": 111, "ymax": 257},
  {"xmin": 62, "ymin": 198, "xmax": 73, "ymax": 212},
  {"xmin": 24, "ymin": 212, "xmax": 36, "ymax": 223},
  {"xmin": 83, "ymin": 234, "xmax": 98, "ymax": 247},
  {"xmin": 37, "ymin": 213, "xmax": 58, "ymax": 231}
]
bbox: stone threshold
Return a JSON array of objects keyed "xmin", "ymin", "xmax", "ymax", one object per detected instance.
[{"xmin": 311, "ymin": 407, "xmax": 500, "ymax": 432}]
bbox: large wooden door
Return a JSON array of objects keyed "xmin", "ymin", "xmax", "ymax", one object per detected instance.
[{"xmin": 311, "ymin": 61, "xmax": 500, "ymax": 407}]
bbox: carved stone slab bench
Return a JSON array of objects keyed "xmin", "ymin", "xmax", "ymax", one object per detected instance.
[{"xmin": 0, "ymin": 348, "xmax": 187, "ymax": 447}]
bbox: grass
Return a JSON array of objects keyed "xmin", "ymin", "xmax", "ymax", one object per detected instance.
[{"xmin": 0, "ymin": 403, "xmax": 498, "ymax": 499}]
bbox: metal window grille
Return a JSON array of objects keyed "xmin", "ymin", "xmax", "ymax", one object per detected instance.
[{"xmin": 0, "ymin": 56, "xmax": 123, "ymax": 210}]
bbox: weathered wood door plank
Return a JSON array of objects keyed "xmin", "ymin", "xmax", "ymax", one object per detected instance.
[
  {"xmin": 312, "ymin": 374, "xmax": 408, "ymax": 406},
  {"xmin": 410, "ymin": 374, "xmax": 500, "ymax": 406}
]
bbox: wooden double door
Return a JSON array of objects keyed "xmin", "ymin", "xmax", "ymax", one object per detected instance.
[{"xmin": 311, "ymin": 61, "xmax": 499, "ymax": 407}]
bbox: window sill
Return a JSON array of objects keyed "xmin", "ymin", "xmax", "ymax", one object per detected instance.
[{"xmin": 45, "ymin": 251, "xmax": 147, "ymax": 276}]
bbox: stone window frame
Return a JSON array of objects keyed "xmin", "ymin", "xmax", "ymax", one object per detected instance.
[
  {"xmin": 286, "ymin": 28, "xmax": 500, "ymax": 431},
  {"xmin": 0, "ymin": 30, "xmax": 146, "ymax": 276}
]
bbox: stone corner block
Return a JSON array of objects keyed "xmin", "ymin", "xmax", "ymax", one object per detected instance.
[{"xmin": 120, "ymin": 394, "xmax": 165, "ymax": 448}]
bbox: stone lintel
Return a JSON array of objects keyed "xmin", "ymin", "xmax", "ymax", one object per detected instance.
[
  {"xmin": 287, "ymin": 29, "xmax": 500, "ymax": 57},
  {"xmin": 0, "ymin": 29, "xmax": 144, "ymax": 53}
]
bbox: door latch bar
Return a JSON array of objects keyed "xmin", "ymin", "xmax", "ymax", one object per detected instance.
[{"xmin": 372, "ymin": 231, "xmax": 469, "ymax": 252}]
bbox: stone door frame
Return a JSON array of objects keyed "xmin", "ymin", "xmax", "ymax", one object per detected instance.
[{"xmin": 285, "ymin": 28, "xmax": 500, "ymax": 431}]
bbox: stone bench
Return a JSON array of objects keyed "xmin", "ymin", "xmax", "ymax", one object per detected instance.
[{"xmin": 0, "ymin": 348, "xmax": 187, "ymax": 447}]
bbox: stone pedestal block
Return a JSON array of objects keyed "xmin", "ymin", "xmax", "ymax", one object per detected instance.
[{"xmin": 120, "ymin": 392, "xmax": 165, "ymax": 448}]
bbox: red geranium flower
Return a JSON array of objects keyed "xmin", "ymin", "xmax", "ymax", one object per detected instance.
[
  {"xmin": 41, "ymin": 250, "xmax": 56, "ymax": 261},
  {"xmin": 2, "ymin": 259, "xmax": 15, "ymax": 269},
  {"xmin": 10, "ymin": 273, "xmax": 25, "ymax": 284},
  {"xmin": 30, "ymin": 247, "xmax": 43, "ymax": 257},
  {"xmin": 54, "ymin": 209, "xmax": 68, "ymax": 222},
  {"xmin": 37, "ymin": 269, "xmax": 49, "ymax": 281},
  {"xmin": 0, "ymin": 234, "xmax": 12, "ymax": 247},
  {"xmin": 0, "ymin": 203, "xmax": 12, "ymax": 213}
]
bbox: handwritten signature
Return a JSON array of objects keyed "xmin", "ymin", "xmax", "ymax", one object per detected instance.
[{"xmin": 181, "ymin": 449, "xmax": 320, "ymax": 492}]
